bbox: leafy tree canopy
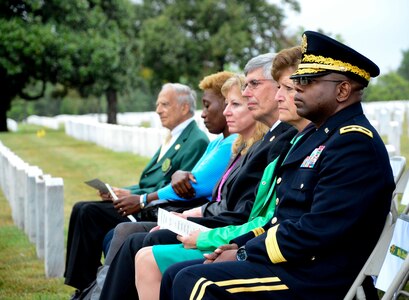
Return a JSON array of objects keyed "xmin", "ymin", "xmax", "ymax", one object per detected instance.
[
  {"xmin": 364, "ymin": 72, "xmax": 409, "ymax": 101},
  {"xmin": 134, "ymin": 0, "xmax": 300, "ymax": 92},
  {"xmin": 0, "ymin": 0, "xmax": 138, "ymax": 131},
  {"xmin": 397, "ymin": 48, "xmax": 409, "ymax": 81}
]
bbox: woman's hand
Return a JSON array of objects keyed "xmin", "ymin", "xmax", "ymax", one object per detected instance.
[{"xmin": 177, "ymin": 230, "xmax": 200, "ymax": 249}]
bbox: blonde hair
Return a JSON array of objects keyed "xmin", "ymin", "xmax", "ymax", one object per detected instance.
[
  {"xmin": 199, "ymin": 71, "xmax": 235, "ymax": 98},
  {"xmin": 221, "ymin": 74, "xmax": 269, "ymax": 156},
  {"xmin": 221, "ymin": 74, "xmax": 245, "ymax": 97},
  {"xmin": 233, "ymin": 121, "xmax": 269, "ymax": 156}
]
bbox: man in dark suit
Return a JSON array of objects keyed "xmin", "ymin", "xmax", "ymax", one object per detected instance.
[
  {"xmin": 98, "ymin": 54, "xmax": 298, "ymax": 300},
  {"xmin": 162, "ymin": 31, "xmax": 395, "ymax": 300},
  {"xmin": 64, "ymin": 83, "xmax": 209, "ymax": 294}
]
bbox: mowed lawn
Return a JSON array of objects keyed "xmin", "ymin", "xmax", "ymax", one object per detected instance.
[
  {"xmin": 0, "ymin": 122, "xmax": 408, "ymax": 299},
  {"xmin": 0, "ymin": 124, "xmax": 149, "ymax": 299}
]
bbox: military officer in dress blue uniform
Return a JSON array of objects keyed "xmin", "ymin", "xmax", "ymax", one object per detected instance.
[{"xmin": 160, "ymin": 31, "xmax": 396, "ymax": 300}]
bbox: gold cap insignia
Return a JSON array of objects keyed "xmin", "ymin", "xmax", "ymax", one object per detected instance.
[
  {"xmin": 301, "ymin": 33, "xmax": 307, "ymax": 54},
  {"xmin": 161, "ymin": 158, "xmax": 171, "ymax": 172}
]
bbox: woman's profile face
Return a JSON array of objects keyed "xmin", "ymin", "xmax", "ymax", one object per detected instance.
[
  {"xmin": 275, "ymin": 67, "xmax": 301, "ymax": 126},
  {"xmin": 223, "ymin": 84, "xmax": 255, "ymax": 138},
  {"xmin": 201, "ymin": 89, "xmax": 227, "ymax": 134}
]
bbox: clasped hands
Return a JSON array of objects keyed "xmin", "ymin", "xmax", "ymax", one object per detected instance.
[{"xmin": 203, "ymin": 243, "xmax": 239, "ymax": 264}]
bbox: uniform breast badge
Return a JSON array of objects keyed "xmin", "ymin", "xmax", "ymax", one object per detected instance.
[{"xmin": 301, "ymin": 145, "xmax": 325, "ymax": 168}]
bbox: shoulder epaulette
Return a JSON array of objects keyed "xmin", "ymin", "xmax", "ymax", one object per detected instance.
[{"xmin": 340, "ymin": 125, "xmax": 373, "ymax": 138}]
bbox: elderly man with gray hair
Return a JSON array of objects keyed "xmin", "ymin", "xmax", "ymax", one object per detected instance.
[{"xmin": 64, "ymin": 82, "xmax": 210, "ymax": 297}]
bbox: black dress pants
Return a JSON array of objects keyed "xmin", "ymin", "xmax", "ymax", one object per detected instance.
[
  {"xmin": 64, "ymin": 200, "xmax": 129, "ymax": 290},
  {"xmin": 99, "ymin": 229, "xmax": 179, "ymax": 300}
]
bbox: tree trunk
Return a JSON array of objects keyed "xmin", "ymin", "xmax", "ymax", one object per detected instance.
[
  {"xmin": 0, "ymin": 96, "xmax": 12, "ymax": 132},
  {"xmin": 0, "ymin": 109, "xmax": 8, "ymax": 132},
  {"xmin": 106, "ymin": 89, "xmax": 117, "ymax": 124}
]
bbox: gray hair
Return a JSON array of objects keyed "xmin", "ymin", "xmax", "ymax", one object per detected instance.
[
  {"xmin": 161, "ymin": 83, "xmax": 197, "ymax": 115},
  {"xmin": 244, "ymin": 53, "xmax": 277, "ymax": 79}
]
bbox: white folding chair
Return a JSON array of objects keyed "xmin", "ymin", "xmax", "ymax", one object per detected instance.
[
  {"xmin": 390, "ymin": 156, "xmax": 406, "ymax": 184},
  {"xmin": 381, "ymin": 255, "xmax": 409, "ymax": 299},
  {"xmin": 344, "ymin": 213, "xmax": 395, "ymax": 300},
  {"xmin": 381, "ymin": 201, "xmax": 409, "ymax": 300},
  {"xmin": 345, "ymin": 157, "xmax": 406, "ymax": 299}
]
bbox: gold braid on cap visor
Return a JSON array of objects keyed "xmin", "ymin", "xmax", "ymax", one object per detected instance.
[{"xmin": 296, "ymin": 54, "xmax": 371, "ymax": 81}]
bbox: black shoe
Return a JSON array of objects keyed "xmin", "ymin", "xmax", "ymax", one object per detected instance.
[{"xmin": 69, "ymin": 289, "xmax": 82, "ymax": 300}]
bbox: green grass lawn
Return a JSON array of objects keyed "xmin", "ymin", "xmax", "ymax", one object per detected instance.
[
  {"xmin": 0, "ymin": 122, "xmax": 408, "ymax": 299},
  {"xmin": 0, "ymin": 124, "xmax": 149, "ymax": 299}
]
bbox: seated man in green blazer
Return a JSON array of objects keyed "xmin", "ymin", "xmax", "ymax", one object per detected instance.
[{"xmin": 64, "ymin": 82, "xmax": 209, "ymax": 292}]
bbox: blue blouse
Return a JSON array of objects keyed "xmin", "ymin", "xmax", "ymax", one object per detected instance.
[{"xmin": 156, "ymin": 134, "xmax": 237, "ymax": 201}]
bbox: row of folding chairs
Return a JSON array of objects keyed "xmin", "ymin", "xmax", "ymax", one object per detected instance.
[{"xmin": 345, "ymin": 156, "xmax": 409, "ymax": 299}]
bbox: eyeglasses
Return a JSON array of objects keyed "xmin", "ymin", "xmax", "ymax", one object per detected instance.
[
  {"xmin": 242, "ymin": 79, "xmax": 275, "ymax": 91},
  {"xmin": 292, "ymin": 77, "xmax": 344, "ymax": 86}
]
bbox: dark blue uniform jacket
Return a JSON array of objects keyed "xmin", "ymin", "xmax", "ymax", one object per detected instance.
[{"xmin": 232, "ymin": 102, "xmax": 395, "ymax": 299}]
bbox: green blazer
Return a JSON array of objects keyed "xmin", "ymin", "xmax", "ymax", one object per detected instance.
[{"xmin": 126, "ymin": 121, "xmax": 209, "ymax": 195}]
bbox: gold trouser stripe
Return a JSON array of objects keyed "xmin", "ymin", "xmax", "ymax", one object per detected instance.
[
  {"xmin": 189, "ymin": 278, "xmax": 207, "ymax": 300},
  {"xmin": 216, "ymin": 276, "xmax": 281, "ymax": 286},
  {"xmin": 190, "ymin": 276, "xmax": 288, "ymax": 300},
  {"xmin": 227, "ymin": 284, "xmax": 289, "ymax": 293}
]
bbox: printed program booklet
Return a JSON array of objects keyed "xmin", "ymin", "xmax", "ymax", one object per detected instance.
[
  {"xmin": 157, "ymin": 208, "xmax": 210, "ymax": 236},
  {"xmin": 84, "ymin": 178, "xmax": 136, "ymax": 222}
]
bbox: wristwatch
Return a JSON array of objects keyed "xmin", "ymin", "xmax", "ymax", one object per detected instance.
[{"xmin": 236, "ymin": 246, "xmax": 248, "ymax": 261}]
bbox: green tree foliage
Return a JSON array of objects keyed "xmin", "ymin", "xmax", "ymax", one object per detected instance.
[
  {"xmin": 364, "ymin": 72, "xmax": 409, "ymax": 101},
  {"xmin": 134, "ymin": 0, "xmax": 300, "ymax": 98},
  {"xmin": 0, "ymin": 0, "xmax": 138, "ymax": 131},
  {"xmin": 398, "ymin": 49, "xmax": 409, "ymax": 81}
]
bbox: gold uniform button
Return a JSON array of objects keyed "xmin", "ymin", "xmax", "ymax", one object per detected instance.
[
  {"xmin": 275, "ymin": 197, "xmax": 279, "ymax": 205},
  {"xmin": 311, "ymin": 256, "xmax": 316, "ymax": 261},
  {"xmin": 261, "ymin": 181, "xmax": 267, "ymax": 186},
  {"xmin": 271, "ymin": 217, "xmax": 278, "ymax": 224},
  {"xmin": 277, "ymin": 177, "xmax": 282, "ymax": 184},
  {"xmin": 300, "ymin": 183, "xmax": 304, "ymax": 189}
]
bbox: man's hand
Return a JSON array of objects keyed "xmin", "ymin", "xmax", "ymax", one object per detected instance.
[
  {"xmin": 113, "ymin": 195, "xmax": 142, "ymax": 216},
  {"xmin": 99, "ymin": 187, "xmax": 130, "ymax": 201},
  {"xmin": 177, "ymin": 230, "xmax": 200, "ymax": 249},
  {"xmin": 112, "ymin": 187, "xmax": 131, "ymax": 198},
  {"xmin": 99, "ymin": 191, "xmax": 112, "ymax": 201},
  {"xmin": 171, "ymin": 171, "xmax": 197, "ymax": 198},
  {"xmin": 203, "ymin": 243, "xmax": 239, "ymax": 264}
]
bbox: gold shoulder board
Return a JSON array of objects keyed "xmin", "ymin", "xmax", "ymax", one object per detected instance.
[{"xmin": 340, "ymin": 125, "xmax": 373, "ymax": 138}]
